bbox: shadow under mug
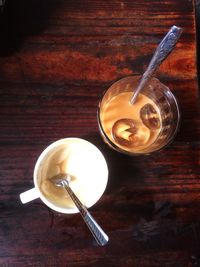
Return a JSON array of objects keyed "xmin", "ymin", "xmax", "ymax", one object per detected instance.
[
  {"xmin": 97, "ymin": 75, "xmax": 180, "ymax": 155},
  {"xmin": 20, "ymin": 138, "xmax": 108, "ymax": 214}
]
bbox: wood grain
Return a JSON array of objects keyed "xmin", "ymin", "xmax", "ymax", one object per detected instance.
[{"xmin": 0, "ymin": 0, "xmax": 199, "ymax": 266}]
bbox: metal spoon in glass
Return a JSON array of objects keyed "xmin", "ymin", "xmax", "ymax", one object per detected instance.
[
  {"xmin": 130, "ymin": 25, "xmax": 183, "ymax": 104},
  {"xmin": 51, "ymin": 173, "xmax": 109, "ymax": 246}
]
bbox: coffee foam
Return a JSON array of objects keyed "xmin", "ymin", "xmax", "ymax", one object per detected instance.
[
  {"xmin": 35, "ymin": 138, "xmax": 108, "ymax": 213},
  {"xmin": 100, "ymin": 92, "xmax": 162, "ymax": 153}
]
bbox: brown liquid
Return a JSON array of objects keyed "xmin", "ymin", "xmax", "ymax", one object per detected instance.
[{"xmin": 100, "ymin": 92, "xmax": 162, "ymax": 153}]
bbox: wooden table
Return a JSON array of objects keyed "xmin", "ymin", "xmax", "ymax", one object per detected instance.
[{"xmin": 0, "ymin": 0, "xmax": 199, "ymax": 266}]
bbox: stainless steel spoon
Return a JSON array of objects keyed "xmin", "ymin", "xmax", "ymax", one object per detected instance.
[
  {"xmin": 51, "ymin": 174, "xmax": 109, "ymax": 246},
  {"xmin": 130, "ymin": 25, "xmax": 183, "ymax": 104}
]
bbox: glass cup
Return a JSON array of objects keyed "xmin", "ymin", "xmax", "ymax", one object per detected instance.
[
  {"xmin": 20, "ymin": 138, "xmax": 108, "ymax": 214},
  {"xmin": 97, "ymin": 75, "xmax": 180, "ymax": 155}
]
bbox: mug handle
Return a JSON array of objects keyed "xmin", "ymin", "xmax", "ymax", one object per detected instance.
[{"xmin": 20, "ymin": 187, "xmax": 39, "ymax": 204}]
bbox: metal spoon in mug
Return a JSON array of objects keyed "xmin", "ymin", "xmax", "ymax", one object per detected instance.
[
  {"xmin": 130, "ymin": 25, "xmax": 183, "ymax": 104},
  {"xmin": 51, "ymin": 173, "xmax": 109, "ymax": 246}
]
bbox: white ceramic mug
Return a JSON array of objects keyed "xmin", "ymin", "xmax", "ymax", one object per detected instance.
[{"xmin": 20, "ymin": 138, "xmax": 108, "ymax": 214}]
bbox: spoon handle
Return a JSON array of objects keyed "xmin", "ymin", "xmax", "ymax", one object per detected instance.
[
  {"xmin": 130, "ymin": 25, "xmax": 183, "ymax": 104},
  {"xmin": 63, "ymin": 184, "xmax": 109, "ymax": 246}
]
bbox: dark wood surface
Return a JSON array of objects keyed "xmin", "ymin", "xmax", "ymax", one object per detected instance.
[{"xmin": 0, "ymin": 0, "xmax": 199, "ymax": 266}]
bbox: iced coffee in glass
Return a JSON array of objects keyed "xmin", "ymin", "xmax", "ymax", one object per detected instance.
[{"xmin": 97, "ymin": 76, "xmax": 180, "ymax": 155}]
